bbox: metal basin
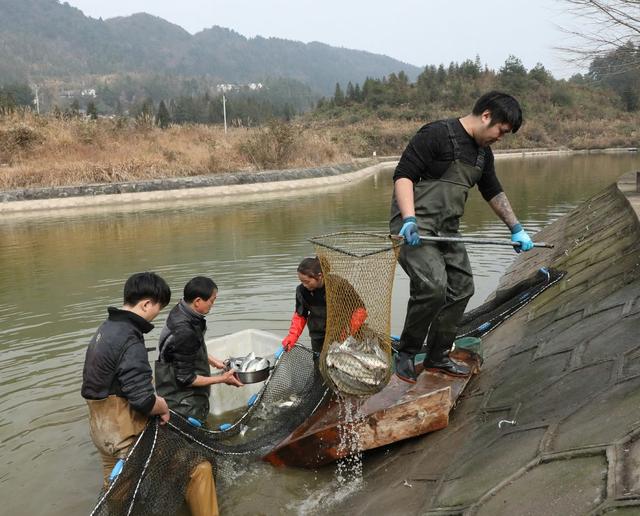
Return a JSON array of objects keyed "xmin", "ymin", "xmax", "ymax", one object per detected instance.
[
  {"xmin": 224, "ymin": 354, "xmax": 272, "ymax": 384},
  {"xmin": 235, "ymin": 365, "xmax": 271, "ymax": 384}
]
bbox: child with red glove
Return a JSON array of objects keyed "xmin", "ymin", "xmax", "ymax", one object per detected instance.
[{"xmin": 282, "ymin": 257, "xmax": 367, "ymax": 355}]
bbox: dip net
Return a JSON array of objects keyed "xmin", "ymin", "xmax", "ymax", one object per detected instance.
[{"xmin": 309, "ymin": 232, "xmax": 402, "ymax": 397}]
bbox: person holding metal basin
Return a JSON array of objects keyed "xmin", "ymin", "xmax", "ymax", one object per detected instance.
[
  {"xmin": 390, "ymin": 91, "xmax": 533, "ymax": 384},
  {"xmin": 155, "ymin": 276, "xmax": 243, "ymax": 426}
]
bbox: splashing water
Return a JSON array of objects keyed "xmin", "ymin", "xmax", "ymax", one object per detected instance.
[
  {"xmin": 335, "ymin": 395, "xmax": 365, "ymax": 487},
  {"xmin": 289, "ymin": 396, "xmax": 366, "ymax": 515}
]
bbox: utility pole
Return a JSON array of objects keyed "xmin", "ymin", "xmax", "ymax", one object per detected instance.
[
  {"xmin": 222, "ymin": 94, "xmax": 227, "ymax": 134},
  {"xmin": 32, "ymin": 83, "xmax": 40, "ymax": 115}
]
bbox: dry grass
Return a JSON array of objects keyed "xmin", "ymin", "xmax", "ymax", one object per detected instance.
[
  {"xmin": 0, "ymin": 111, "xmax": 638, "ymax": 190},
  {"xmin": 0, "ymin": 113, "xmax": 352, "ymax": 189}
]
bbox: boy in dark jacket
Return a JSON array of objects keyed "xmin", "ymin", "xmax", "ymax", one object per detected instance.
[
  {"xmin": 155, "ymin": 276, "xmax": 242, "ymax": 424},
  {"xmin": 82, "ymin": 271, "xmax": 172, "ymax": 482}
]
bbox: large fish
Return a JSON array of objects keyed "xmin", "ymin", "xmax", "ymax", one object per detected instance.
[
  {"xmin": 226, "ymin": 352, "xmax": 270, "ymax": 373},
  {"xmin": 325, "ymin": 334, "xmax": 390, "ymax": 397}
]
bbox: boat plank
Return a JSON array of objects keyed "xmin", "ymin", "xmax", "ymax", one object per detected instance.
[{"xmin": 264, "ymin": 349, "xmax": 480, "ymax": 467}]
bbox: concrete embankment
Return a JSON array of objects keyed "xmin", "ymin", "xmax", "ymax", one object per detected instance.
[
  {"xmin": 329, "ymin": 171, "xmax": 640, "ymax": 515},
  {"xmin": 1, "ymin": 147, "xmax": 636, "ymax": 214},
  {"xmin": 0, "ymin": 159, "xmax": 389, "ymax": 214}
]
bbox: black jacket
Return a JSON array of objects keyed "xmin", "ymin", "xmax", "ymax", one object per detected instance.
[
  {"xmin": 81, "ymin": 307, "xmax": 156, "ymax": 416},
  {"xmin": 155, "ymin": 301, "xmax": 211, "ymax": 420},
  {"xmin": 157, "ymin": 300, "xmax": 209, "ymax": 387},
  {"xmin": 295, "ymin": 274, "xmax": 365, "ymax": 348},
  {"xmin": 393, "ymin": 118, "xmax": 502, "ymax": 202}
]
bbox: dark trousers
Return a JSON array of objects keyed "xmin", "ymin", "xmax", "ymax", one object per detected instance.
[{"xmin": 397, "ymin": 240, "xmax": 474, "ymax": 356}]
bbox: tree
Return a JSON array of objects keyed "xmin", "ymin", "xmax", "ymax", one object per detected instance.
[
  {"xmin": 69, "ymin": 98, "xmax": 80, "ymax": 117},
  {"xmin": 0, "ymin": 90, "xmax": 16, "ymax": 114},
  {"xmin": 353, "ymin": 83, "xmax": 362, "ymax": 102},
  {"xmin": 416, "ymin": 65, "xmax": 440, "ymax": 103},
  {"xmin": 4, "ymin": 83, "xmax": 34, "ymax": 107},
  {"xmin": 499, "ymin": 55, "xmax": 529, "ymax": 94},
  {"xmin": 589, "ymin": 42, "xmax": 640, "ymax": 110},
  {"xmin": 86, "ymin": 101, "xmax": 98, "ymax": 120},
  {"xmin": 333, "ymin": 83, "xmax": 345, "ymax": 106},
  {"xmin": 560, "ymin": 0, "xmax": 640, "ymax": 68},
  {"xmin": 140, "ymin": 97, "xmax": 154, "ymax": 119},
  {"xmin": 458, "ymin": 58, "xmax": 481, "ymax": 79},
  {"xmin": 346, "ymin": 82, "xmax": 356, "ymax": 102},
  {"xmin": 155, "ymin": 100, "xmax": 171, "ymax": 128},
  {"xmin": 529, "ymin": 63, "xmax": 552, "ymax": 86}
]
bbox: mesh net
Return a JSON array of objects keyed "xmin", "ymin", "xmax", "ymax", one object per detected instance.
[
  {"xmin": 89, "ymin": 264, "xmax": 564, "ymax": 516},
  {"xmin": 90, "ymin": 345, "xmax": 328, "ymax": 516},
  {"xmin": 457, "ymin": 267, "xmax": 565, "ymax": 339},
  {"xmin": 309, "ymin": 232, "xmax": 402, "ymax": 397}
]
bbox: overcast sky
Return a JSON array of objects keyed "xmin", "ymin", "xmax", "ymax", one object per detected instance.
[{"xmin": 65, "ymin": 0, "xmax": 585, "ymax": 78}]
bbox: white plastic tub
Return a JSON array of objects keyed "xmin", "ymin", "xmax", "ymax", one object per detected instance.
[{"xmin": 207, "ymin": 329, "xmax": 282, "ymax": 415}]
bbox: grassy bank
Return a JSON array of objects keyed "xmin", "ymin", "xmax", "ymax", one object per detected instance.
[{"xmin": 1, "ymin": 110, "xmax": 639, "ymax": 190}]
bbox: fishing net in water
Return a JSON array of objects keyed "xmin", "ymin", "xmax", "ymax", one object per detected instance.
[
  {"xmin": 90, "ymin": 345, "xmax": 328, "ymax": 516},
  {"xmin": 309, "ymin": 232, "xmax": 402, "ymax": 397}
]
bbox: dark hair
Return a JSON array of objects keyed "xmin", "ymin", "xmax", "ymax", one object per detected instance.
[
  {"xmin": 184, "ymin": 276, "xmax": 218, "ymax": 303},
  {"xmin": 297, "ymin": 257, "xmax": 322, "ymax": 277},
  {"xmin": 123, "ymin": 272, "xmax": 171, "ymax": 307},
  {"xmin": 472, "ymin": 91, "xmax": 523, "ymax": 133}
]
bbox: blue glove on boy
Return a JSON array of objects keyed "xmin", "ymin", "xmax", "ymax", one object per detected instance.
[
  {"xmin": 510, "ymin": 223, "xmax": 533, "ymax": 253},
  {"xmin": 400, "ymin": 216, "xmax": 420, "ymax": 246}
]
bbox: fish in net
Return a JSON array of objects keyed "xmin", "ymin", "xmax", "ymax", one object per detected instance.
[
  {"xmin": 309, "ymin": 232, "xmax": 402, "ymax": 397},
  {"xmin": 325, "ymin": 333, "xmax": 390, "ymax": 397}
]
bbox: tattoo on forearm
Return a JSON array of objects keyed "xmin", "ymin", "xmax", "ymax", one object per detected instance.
[{"xmin": 488, "ymin": 193, "xmax": 518, "ymax": 228}]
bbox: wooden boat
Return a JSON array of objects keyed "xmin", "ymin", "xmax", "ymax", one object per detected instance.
[{"xmin": 263, "ymin": 348, "xmax": 481, "ymax": 468}]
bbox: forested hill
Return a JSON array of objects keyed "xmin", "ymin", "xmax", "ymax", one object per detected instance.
[{"xmin": 0, "ymin": 0, "xmax": 421, "ymax": 94}]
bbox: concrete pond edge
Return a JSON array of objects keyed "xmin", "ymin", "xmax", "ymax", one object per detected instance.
[{"xmin": 1, "ymin": 147, "xmax": 637, "ymax": 214}]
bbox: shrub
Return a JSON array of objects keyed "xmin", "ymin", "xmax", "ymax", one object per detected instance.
[
  {"xmin": 239, "ymin": 119, "xmax": 297, "ymax": 169},
  {"xmin": 550, "ymin": 88, "xmax": 574, "ymax": 107},
  {"xmin": 0, "ymin": 125, "xmax": 43, "ymax": 164}
]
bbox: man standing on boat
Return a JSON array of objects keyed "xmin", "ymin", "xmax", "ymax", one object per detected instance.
[{"xmin": 390, "ymin": 91, "xmax": 533, "ymax": 383}]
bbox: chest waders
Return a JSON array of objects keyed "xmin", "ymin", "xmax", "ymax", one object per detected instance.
[
  {"xmin": 155, "ymin": 334, "xmax": 212, "ymax": 422},
  {"xmin": 390, "ymin": 120, "xmax": 484, "ymax": 378}
]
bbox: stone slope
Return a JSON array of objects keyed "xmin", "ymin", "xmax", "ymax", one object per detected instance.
[{"xmin": 334, "ymin": 176, "xmax": 640, "ymax": 515}]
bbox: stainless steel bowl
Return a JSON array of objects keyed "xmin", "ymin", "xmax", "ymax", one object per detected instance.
[{"xmin": 235, "ymin": 364, "xmax": 271, "ymax": 384}]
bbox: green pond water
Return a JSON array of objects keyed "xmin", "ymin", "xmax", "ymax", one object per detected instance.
[{"xmin": 0, "ymin": 152, "xmax": 639, "ymax": 515}]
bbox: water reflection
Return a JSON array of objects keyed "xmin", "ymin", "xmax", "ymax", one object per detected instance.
[{"xmin": 0, "ymin": 152, "xmax": 638, "ymax": 515}]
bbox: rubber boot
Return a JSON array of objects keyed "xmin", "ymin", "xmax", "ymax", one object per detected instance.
[
  {"xmin": 185, "ymin": 461, "xmax": 219, "ymax": 516},
  {"xmin": 394, "ymin": 351, "xmax": 417, "ymax": 384},
  {"xmin": 423, "ymin": 337, "xmax": 470, "ymax": 377}
]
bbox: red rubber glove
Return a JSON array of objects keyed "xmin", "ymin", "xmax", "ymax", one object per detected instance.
[
  {"xmin": 282, "ymin": 312, "xmax": 307, "ymax": 351},
  {"xmin": 349, "ymin": 307, "xmax": 367, "ymax": 335}
]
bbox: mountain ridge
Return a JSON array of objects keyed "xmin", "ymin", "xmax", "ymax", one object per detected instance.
[{"xmin": 0, "ymin": 0, "xmax": 421, "ymax": 94}]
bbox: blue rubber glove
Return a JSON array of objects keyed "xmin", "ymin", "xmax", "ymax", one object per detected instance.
[
  {"xmin": 399, "ymin": 216, "xmax": 420, "ymax": 246},
  {"xmin": 510, "ymin": 223, "xmax": 533, "ymax": 253}
]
